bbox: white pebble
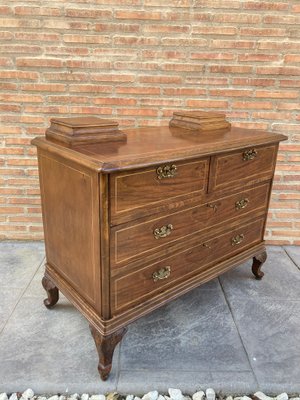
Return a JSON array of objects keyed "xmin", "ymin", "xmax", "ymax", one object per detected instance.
[
  {"xmin": 134, "ymin": 397, "xmax": 142, "ymax": 400},
  {"xmin": 241, "ymin": 397, "xmax": 252, "ymax": 400},
  {"xmin": 193, "ymin": 392, "xmax": 205, "ymax": 400},
  {"xmin": 158, "ymin": 396, "xmax": 165, "ymax": 400},
  {"xmin": 142, "ymin": 392, "xmax": 158, "ymax": 400},
  {"xmin": 226, "ymin": 397, "xmax": 234, "ymax": 400},
  {"xmin": 206, "ymin": 389, "xmax": 216, "ymax": 400},
  {"xmin": 81, "ymin": 395, "xmax": 89, "ymax": 400},
  {"xmin": 90, "ymin": 396, "xmax": 105, "ymax": 400},
  {"xmin": 276, "ymin": 394, "xmax": 288, "ymax": 400},
  {"xmin": 0, "ymin": 394, "xmax": 8, "ymax": 400},
  {"xmin": 22, "ymin": 390, "xmax": 34, "ymax": 400},
  {"xmin": 9, "ymin": 395, "xmax": 18, "ymax": 400},
  {"xmin": 48, "ymin": 396, "xmax": 59, "ymax": 400},
  {"xmin": 168, "ymin": 389, "xmax": 183, "ymax": 400},
  {"xmin": 254, "ymin": 392, "xmax": 274, "ymax": 400}
]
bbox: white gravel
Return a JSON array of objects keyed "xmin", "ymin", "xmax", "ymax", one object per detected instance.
[{"xmin": 0, "ymin": 389, "xmax": 299, "ymax": 400}]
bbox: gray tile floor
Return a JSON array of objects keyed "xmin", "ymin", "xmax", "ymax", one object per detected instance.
[{"xmin": 0, "ymin": 242, "xmax": 299, "ymax": 395}]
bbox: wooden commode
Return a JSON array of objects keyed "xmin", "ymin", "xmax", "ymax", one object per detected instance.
[{"xmin": 32, "ymin": 112, "xmax": 287, "ymax": 381}]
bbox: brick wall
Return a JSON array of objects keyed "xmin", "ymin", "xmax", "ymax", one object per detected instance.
[{"xmin": 0, "ymin": 0, "xmax": 299, "ymax": 244}]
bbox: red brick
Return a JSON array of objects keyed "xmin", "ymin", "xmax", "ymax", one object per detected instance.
[
  {"xmin": 139, "ymin": 75, "xmax": 182, "ymax": 84},
  {"xmin": 186, "ymin": 100, "xmax": 228, "ymax": 108},
  {"xmin": 232, "ymin": 101, "xmax": 273, "ymax": 110},
  {"xmin": 211, "ymin": 40, "xmax": 255, "ymax": 49},
  {"xmin": 210, "ymin": 89, "xmax": 253, "ymax": 97},
  {"xmin": 240, "ymin": 27, "xmax": 286, "ymax": 36},
  {"xmin": 194, "ymin": 0, "xmax": 240, "ymax": 8},
  {"xmin": 210, "ymin": 65, "xmax": 252, "ymax": 74},
  {"xmin": 238, "ymin": 54, "xmax": 279, "ymax": 62},
  {"xmin": 95, "ymin": 23, "xmax": 140, "ymax": 33},
  {"xmin": 263, "ymin": 15, "xmax": 300, "ymax": 24},
  {"xmin": 284, "ymin": 54, "xmax": 300, "ymax": 63},
  {"xmin": 193, "ymin": 26, "xmax": 237, "ymax": 35},
  {"xmin": 65, "ymin": 8, "xmax": 112, "ymax": 18},
  {"xmin": 116, "ymin": 87, "xmax": 160, "ymax": 95},
  {"xmin": 243, "ymin": 2, "xmax": 289, "ymax": 11},
  {"xmin": 144, "ymin": 24, "xmax": 189, "ymax": 34},
  {"xmin": 213, "ymin": 13, "xmax": 261, "ymax": 23},
  {"xmin": 232, "ymin": 78, "xmax": 276, "ymax": 86},
  {"xmin": 69, "ymin": 85, "xmax": 112, "ymax": 93},
  {"xmin": 16, "ymin": 58, "xmax": 63, "ymax": 68},
  {"xmin": 164, "ymin": 88, "xmax": 206, "ymax": 96},
  {"xmin": 257, "ymin": 66, "xmax": 300, "ymax": 75},
  {"xmin": 63, "ymin": 35, "xmax": 110, "ymax": 44},
  {"xmin": 115, "ymin": 10, "xmax": 161, "ymax": 19},
  {"xmin": 256, "ymin": 90, "xmax": 299, "ymax": 99},
  {"xmin": 14, "ymin": 6, "xmax": 61, "ymax": 16},
  {"xmin": 191, "ymin": 52, "xmax": 235, "ymax": 60}
]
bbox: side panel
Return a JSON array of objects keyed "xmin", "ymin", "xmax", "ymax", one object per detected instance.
[{"xmin": 38, "ymin": 149, "xmax": 101, "ymax": 311}]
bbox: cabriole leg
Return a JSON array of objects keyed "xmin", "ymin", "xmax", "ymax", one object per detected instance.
[
  {"xmin": 90, "ymin": 324, "xmax": 127, "ymax": 381},
  {"xmin": 42, "ymin": 275, "xmax": 59, "ymax": 308},
  {"xmin": 252, "ymin": 250, "xmax": 267, "ymax": 280}
]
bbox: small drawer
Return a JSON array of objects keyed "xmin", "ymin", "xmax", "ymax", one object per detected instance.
[
  {"xmin": 112, "ymin": 218, "xmax": 265, "ymax": 313},
  {"xmin": 111, "ymin": 182, "xmax": 270, "ymax": 267},
  {"xmin": 209, "ymin": 144, "xmax": 277, "ymax": 192},
  {"xmin": 110, "ymin": 158, "xmax": 209, "ymax": 225}
]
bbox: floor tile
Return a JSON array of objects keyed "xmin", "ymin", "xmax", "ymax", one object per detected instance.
[
  {"xmin": 0, "ymin": 287, "xmax": 23, "ymax": 332},
  {"xmin": 120, "ymin": 286, "xmax": 251, "ymax": 373},
  {"xmin": 284, "ymin": 245, "xmax": 300, "ymax": 269},
  {"xmin": 0, "ymin": 296, "xmax": 119, "ymax": 393},
  {"xmin": 219, "ymin": 246, "xmax": 300, "ymax": 301},
  {"xmin": 227, "ymin": 295, "xmax": 300, "ymax": 392},
  {"xmin": 117, "ymin": 370, "xmax": 213, "ymax": 394},
  {"xmin": 0, "ymin": 241, "xmax": 45, "ymax": 290}
]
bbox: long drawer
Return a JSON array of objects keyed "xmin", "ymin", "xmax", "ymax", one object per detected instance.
[
  {"xmin": 112, "ymin": 217, "xmax": 265, "ymax": 313},
  {"xmin": 209, "ymin": 144, "xmax": 277, "ymax": 192},
  {"xmin": 111, "ymin": 181, "xmax": 270, "ymax": 267},
  {"xmin": 110, "ymin": 157, "xmax": 209, "ymax": 225}
]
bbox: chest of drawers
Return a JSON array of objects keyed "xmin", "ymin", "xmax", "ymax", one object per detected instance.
[{"xmin": 32, "ymin": 114, "xmax": 286, "ymax": 381}]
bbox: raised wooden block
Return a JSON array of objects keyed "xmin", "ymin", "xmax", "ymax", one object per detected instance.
[{"xmin": 46, "ymin": 116, "xmax": 127, "ymax": 147}]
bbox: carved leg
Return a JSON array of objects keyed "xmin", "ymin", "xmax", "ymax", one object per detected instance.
[
  {"xmin": 252, "ymin": 250, "xmax": 267, "ymax": 280},
  {"xmin": 90, "ymin": 325, "xmax": 127, "ymax": 381},
  {"xmin": 42, "ymin": 275, "xmax": 59, "ymax": 308}
]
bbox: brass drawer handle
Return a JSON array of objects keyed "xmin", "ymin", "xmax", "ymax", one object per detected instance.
[
  {"xmin": 152, "ymin": 266, "xmax": 171, "ymax": 282},
  {"xmin": 231, "ymin": 234, "xmax": 245, "ymax": 246},
  {"xmin": 156, "ymin": 164, "xmax": 177, "ymax": 179},
  {"xmin": 243, "ymin": 149, "xmax": 257, "ymax": 161},
  {"xmin": 153, "ymin": 223, "xmax": 173, "ymax": 239},
  {"xmin": 235, "ymin": 198, "xmax": 250, "ymax": 210}
]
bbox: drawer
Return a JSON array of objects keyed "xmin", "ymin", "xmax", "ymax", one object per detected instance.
[
  {"xmin": 111, "ymin": 182, "xmax": 270, "ymax": 267},
  {"xmin": 110, "ymin": 158, "xmax": 209, "ymax": 224},
  {"xmin": 209, "ymin": 144, "xmax": 277, "ymax": 192},
  {"xmin": 112, "ymin": 217, "xmax": 265, "ymax": 313}
]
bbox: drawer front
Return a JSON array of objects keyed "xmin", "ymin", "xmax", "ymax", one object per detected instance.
[
  {"xmin": 210, "ymin": 144, "xmax": 277, "ymax": 192},
  {"xmin": 110, "ymin": 158, "xmax": 209, "ymax": 223},
  {"xmin": 111, "ymin": 182, "xmax": 270, "ymax": 267},
  {"xmin": 112, "ymin": 218, "xmax": 265, "ymax": 313}
]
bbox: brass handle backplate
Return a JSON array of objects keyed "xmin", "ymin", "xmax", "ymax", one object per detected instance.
[
  {"xmin": 235, "ymin": 198, "xmax": 250, "ymax": 210},
  {"xmin": 207, "ymin": 202, "xmax": 221, "ymax": 212},
  {"xmin": 152, "ymin": 266, "xmax": 171, "ymax": 282},
  {"xmin": 153, "ymin": 224, "xmax": 173, "ymax": 239},
  {"xmin": 231, "ymin": 234, "xmax": 245, "ymax": 246},
  {"xmin": 243, "ymin": 149, "xmax": 257, "ymax": 161},
  {"xmin": 156, "ymin": 164, "xmax": 177, "ymax": 179}
]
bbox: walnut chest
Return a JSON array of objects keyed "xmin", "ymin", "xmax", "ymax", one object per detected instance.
[{"xmin": 32, "ymin": 114, "xmax": 287, "ymax": 380}]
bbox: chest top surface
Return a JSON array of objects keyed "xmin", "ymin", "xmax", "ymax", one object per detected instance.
[{"xmin": 33, "ymin": 123, "xmax": 287, "ymax": 173}]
